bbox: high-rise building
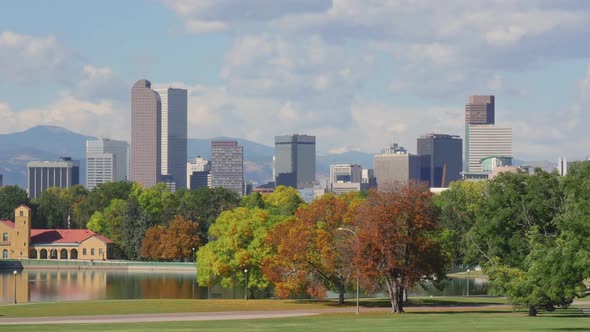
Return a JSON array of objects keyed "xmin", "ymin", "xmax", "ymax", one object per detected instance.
[
  {"xmin": 417, "ymin": 134, "xmax": 462, "ymax": 187},
  {"xmin": 27, "ymin": 157, "xmax": 80, "ymax": 199},
  {"xmin": 374, "ymin": 144, "xmax": 422, "ymax": 187},
  {"xmin": 329, "ymin": 164, "xmax": 362, "ymax": 194},
  {"xmin": 211, "ymin": 140, "xmax": 244, "ymax": 195},
  {"xmin": 131, "ymin": 79, "xmax": 161, "ymax": 188},
  {"xmin": 361, "ymin": 168, "xmax": 377, "ymax": 189},
  {"xmin": 465, "ymin": 95, "xmax": 495, "ymax": 125},
  {"xmin": 465, "ymin": 125, "xmax": 512, "ymax": 173},
  {"xmin": 558, "ymin": 157, "xmax": 568, "ymax": 176},
  {"xmin": 86, "ymin": 138, "xmax": 129, "ymax": 190},
  {"xmin": 0, "ymin": 174, "xmax": 3, "ymax": 187},
  {"xmin": 274, "ymin": 134, "xmax": 316, "ymax": 188},
  {"xmin": 155, "ymin": 88, "xmax": 187, "ymax": 190},
  {"xmin": 187, "ymin": 156, "xmax": 211, "ymax": 190}
]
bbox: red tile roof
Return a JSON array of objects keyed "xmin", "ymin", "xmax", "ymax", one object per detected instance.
[
  {"xmin": 31, "ymin": 229, "xmax": 113, "ymax": 245},
  {"xmin": 0, "ymin": 220, "xmax": 15, "ymax": 229}
]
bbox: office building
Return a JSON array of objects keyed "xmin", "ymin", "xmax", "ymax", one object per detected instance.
[
  {"xmin": 156, "ymin": 88, "xmax": 187, "ymax": 190},
  {"xmin": 86, "ymin": 138, "xmax": 129, "ymax": 190},
  {"xmin": 558, "ymin": 157, "xmax": 568, "ymax": 176},
  {"xmin": 27, "ymin": 157, "xmax": 80, "ymax": 199},
  {"xmin": 374, "ymin": 144, "xmax": 422, "ymax": 187},
  {"xmin": 329, "ymin": 164, "xmax": 362, "ymax": 194},
  {"xmin": 465, "ymin": 95, "xmax": 495, "ymax": 125},
  {"xmin": 465, "ymin": 125, "xmax": 512, "ymax": 173},
  {"xmin": 417, "ymin": 134, "xmax": 462, "ymax": 187},
  {"xmin": 274, "ymin": 134, "xmax": 316, "ymax": 188},
  {"xmin": 0, "ymin": 174, "xmax": 2, "ymax": 187},
  {"xmin": 361, "ymin": 168, "xmax": 377, "ymax": 189},
  {"xmin": 210, "ymin": 140, "xmax": 244, "ymax": 195},
  {"xmin": 187, "ymin": 156, "xmax": 211, "ymax": 189},
  {"xmin": 130, "ymin": 79, "xmax": 161, "ymax": 188}
]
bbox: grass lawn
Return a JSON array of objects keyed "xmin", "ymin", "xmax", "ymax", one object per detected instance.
[
  {"xmin": 0, "ymin": 297, "xmax": 507, "ymax": 318},
  {"xmin": 0, "ymin": 309, "xmax": 587, "ymax": 332}
]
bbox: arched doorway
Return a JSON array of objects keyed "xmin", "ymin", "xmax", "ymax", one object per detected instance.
[
  {"xmin": 40, "ymin": 249, "xmax": 48, "ymax": 259},
  {"xmin": 50, "ymin": 249, "xmax": 57, "ymax": 259},
  {"xmin": 30, "ymin": 249, "xmax": 38, "ymax": 259},
  {"xmin": 60, "ymin": 249, "xmax": 68, "ymax": 259},
  {"xmin": 70, "ymin": 249, "xmax": 78, "ymax": 260}
]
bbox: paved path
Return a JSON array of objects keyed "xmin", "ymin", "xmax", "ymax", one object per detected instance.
[{"xmin": 0, "ymin": 305, "xmax": 513, "ymax": 325}]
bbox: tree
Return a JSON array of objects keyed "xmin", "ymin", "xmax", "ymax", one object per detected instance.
[
  {"xmin": 137, "ymin": 182, "xmax": 178, "ymax": 225},
  {"xmin": 196, "ymin": 207, "xmax": 275, "ymax": 298},
  {"xmin": 240, "ymin": 192, "xmax": 264, "ymax": 209},
  {"xmin": 177, "ymin": 187, "xmax": 240, "ymax": 242},
  {"xmin": 141, "ymin": 226, "xmax": 165, "ymax": 260},
  {"xmin": 0, "ymin": 185, "xmax": 30, "ymax": 221},
  {"xmin": 354, "ymin": 182, "xmax": 446, "ymax": 313},
  {"xmin": 264, "ymin": 193, "xmax": 362, "ymax": 303},
  {"xmin": 160, "ymin": 216, "xmax": 201, "ymax": 261},
  {"xmin": 121, "ymin": 196, "xmax": 155, "ymax": 260},
  {"xmin": 262, "ymin": 186, "xmax": 304, "ymax": 217},
  {"xmin": 73, "ymin": 181, "xmax": 133, "ymax": 228},
  {"xmin": 35, "ymin": 187, "xmax": 70, "ymax": 228},
  {"xmin": 434, "ymin": 181, "xmax": 486, "ymax": 266}
]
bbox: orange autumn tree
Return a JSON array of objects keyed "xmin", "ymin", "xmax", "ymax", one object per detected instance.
[
  {"xmin": 264, "ymin": 193, "xmax": 362, "ymax": 304},
  {"xmin": 355, "ymin": 182, "xmax": 446, "ymax": 313},
  {"xmin": 141, "ymin": 215, "xmax": 201, "ymax": 261}
]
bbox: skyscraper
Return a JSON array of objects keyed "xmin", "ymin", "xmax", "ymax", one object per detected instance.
[
  {"xmin": 465, "ymin": 125, "xmax": 512, "ymax": 173},
  {"xmin": 187, "ymin": 156, "xmax": 211, "ymax": 190},
  {"xmin": 465, "ymin": 95, "xmax": 495, "ymax": 125},
  {"xmin": 210, "ymin": 140, "xmax": 244, "ymax": 195},
  {"xmin": 373, "ymin": 144, "xmax": 422, "ymax": 187},
  {"xmin": 27, "ymin": 157, "xmax": 80, "ymax": 199},
  {"xmin": 130, "ymin": 79, "xmax": 161, "ymax": 188},
  {"xmin": 329, "ymin": 164, "xmax": 362, "ymax": 194},
  {"xmin": 417, "ymin": 134, "xmax": 462, "ymax": 187},
  {"xmin": 86, "ymin": 138, "xmax": 129, "ymax": 190},
  {"xmin": 155, "ymin": 88, "xmax": 187, "ymax": 190},
  {"xmin": 274, "ymin": 134, "xmax": 316, "ymax": 188},
  {"xmin": 558, "ymin": 157, "xmax": 568, "ymax": 176}
]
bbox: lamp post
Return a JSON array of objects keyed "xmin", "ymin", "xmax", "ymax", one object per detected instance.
[
  {"xmin": 192, "ymin": 247, "xmax": 195, "ymax": 263},
  {"xmin": 337, "ymin": 227, "xmax": 360, "ymax": 315},
  {"xmin": 13, "ymin": 270, "xmax": 17, "ymax": 304},
  {"xmin": 467, "ymin": 269, "xmax": 470, "ymax": 296},
  {"xmin": 244, "ymin": 269, "xmax": 248, "ymax": 300}
]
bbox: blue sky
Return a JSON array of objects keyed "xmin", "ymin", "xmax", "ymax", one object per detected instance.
[{"xmin": 1, "ymin": 0, "xmax": 590, "ymax": 161}]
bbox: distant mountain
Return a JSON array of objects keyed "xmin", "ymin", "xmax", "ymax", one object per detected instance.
[{"xmin": 0, "ymin": 126, "xmax": 376, "ymax": 189}]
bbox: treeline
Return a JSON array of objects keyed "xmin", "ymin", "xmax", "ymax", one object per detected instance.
[{"xmin": 1, "ymin": 162, "xmax": 589, "ymax": 314}]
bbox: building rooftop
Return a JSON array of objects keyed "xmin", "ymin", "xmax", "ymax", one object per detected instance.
[{"xmin": 31, "ymin": 229, "xmax": 113, "ymax": 245}]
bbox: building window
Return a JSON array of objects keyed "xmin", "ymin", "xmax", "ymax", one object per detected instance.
[
  {"xmin": 91, "ymin": 248, "xmax": 95, "ymax": 256},
  {"xmin": 83, "ymin": 248, "xmax": 87, "ymax": 256},
  {"xmin": 2, "ymin": 233, "xmax": 7, "ymax": 242},
  {"xmin": 20, "ymin": 211, "xmax": 24, "ymax": 217},
  {"xmin": 2, "ymin": 249, "xmax": 8, "ymax": 258},
  {"xmin": 99, "ymin": 248, "xmax": 103, "ymax": 256}
]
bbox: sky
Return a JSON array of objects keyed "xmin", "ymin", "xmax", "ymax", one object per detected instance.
[{"xmin": 1, "ymin": 0, "xmax": 590, "ymax": 161}]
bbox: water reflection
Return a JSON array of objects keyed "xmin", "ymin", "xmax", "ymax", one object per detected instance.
[{"xmin": 0, "ymin": 270, "xmax": 488, "ymax": 304}]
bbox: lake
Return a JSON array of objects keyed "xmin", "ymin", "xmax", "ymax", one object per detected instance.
[{"xmin": 0, "ymin": 269, "xmax": 488, "ymax": 304}]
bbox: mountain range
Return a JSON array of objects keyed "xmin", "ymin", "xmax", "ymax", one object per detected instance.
[{"xmin": 0, "ymin": 126, "xmax": 376, "ymax": 188}]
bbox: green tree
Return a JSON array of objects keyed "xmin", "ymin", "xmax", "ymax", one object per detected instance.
[
  {"xmin": 262, "ymin": 186, "xmax": 304, "ymax": 217},
  {"xmin": 0, "ymin": 185, "xmax": 30, "ymax": 221},
  {"xmin": 196, "ymin": 207, "xmax": 275, "ymax": 298},
  {"xmin": 176, "ymin": 187, "xmax": 240, "ymax": 242},
  {"xmin": 74, "ymin": 181, "xmax": 134, "ymax": 228},
  {"xmin": 121, "ymin": 196, "xmax": 155, "ymax": 260},
  {"xmin": 240, "ymin": 192, "xmax": 264, "ymax": 209}
]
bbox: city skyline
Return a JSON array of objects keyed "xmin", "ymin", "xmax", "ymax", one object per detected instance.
[{"xmin": 2, "ymin": 2, "xmax": 590, "ymax": 161}]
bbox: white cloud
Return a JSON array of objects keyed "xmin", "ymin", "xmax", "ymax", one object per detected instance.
[
  {"xmin": 0, "ymin": 31, "xmax": 82, "ymax": 85},
  {"xmin": 0, "ymin": 95, "xmax": 128, "ymax": 140}
]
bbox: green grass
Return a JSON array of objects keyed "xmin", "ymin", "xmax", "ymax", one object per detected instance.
[
  {"xmin": 0, "ymin": 310, "xmax": 588, "ymax": 332},
  {"xmin": 0, "ymin": 297, "xmax": 507, "ymax": 318}
]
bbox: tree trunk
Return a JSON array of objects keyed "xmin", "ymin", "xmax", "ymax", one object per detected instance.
[
  {"xmin": 528, "ymin": 305, "xmax": 537, "ymax": 317},
  {"xmin": 338, "ymin": 283, "xmax": 345, "ymax": 305},
  {"xmin": 386, "ymin": 278, "xmax": 404, "ymax": 313},
  {"xmin": 397, "ymin": 286, "xmax": 405, "ymax": 313}
]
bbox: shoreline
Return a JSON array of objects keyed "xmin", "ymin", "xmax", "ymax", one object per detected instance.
[{"xmin": 0, "ymin": 259, "xmax": 196, "ymax": 272}]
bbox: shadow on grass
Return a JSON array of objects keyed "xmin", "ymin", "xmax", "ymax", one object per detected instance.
[{"xmin": 407, "ymin": 310, "xmax": 510, "ymax": 315}]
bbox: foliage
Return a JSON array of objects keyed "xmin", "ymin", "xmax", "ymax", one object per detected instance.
[
  {"xmin": 354, "ymin": 182, "xmax": 446, "ymax": 313},
  {"xmin": 262, "ymin": 186, "xmax": 305, "ymax": 217},
  {"xmin": 264, "ymin": 193, "xmax": 362, "ymax": 303},
  {"xmin": 176, "ymin": 187, "xmax": 240, "ymax": 242},
  {"xmin": 240, "ymin": 192, "xmax": 265, "ymax": 209},
  {"xmin": 0, "ymin": 185, "xmax": 30, "ymax": 221},
  {"xmin": 73, "ymin": 181, "xmax": 132, "ymax": 228},
  {"xmin": 121, "ymin": 196, "xmax": 156, "ymax": 260},
  {"xmin": 141, "ymin": 216, "xmax": 201, "ymax": 261},
  {"xmin": 197, "ymin": 207, "xmax": 276, "ymax": 297}
]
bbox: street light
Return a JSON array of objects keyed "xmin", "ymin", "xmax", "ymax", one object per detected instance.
[
  {"xmin": 244, "ymin": 269, "xmax": 248, "ymax": 300},
  {"xmin": 13, "ymin": 270, "xmax": 17, "ymax": 304},
  {"xmin": 192, "ymin": 247, "xmax": 196, "ymax": 263},
  {"xmin": 337, "ymin": 227, "xmax": 360, "ymax": 315},
  {"xmin": 467, "ymin": 269, "xmax": 469, "ymax": 296}
]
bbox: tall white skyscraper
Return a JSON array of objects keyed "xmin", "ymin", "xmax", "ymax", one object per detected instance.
[
  {"xmin": 465, "ymin": 125, "xmax": 512, "ymax": 173},
  {"xmin": 558, "ymin": 157, "xmax": 568, "ymax": 176},
  {"xmin": 86, "ymin": 138, "xmax": 129, "ymax": 190},
  {"xmin": 156, "ymin": 88, "xmax": 188, "ymax": 190}
]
